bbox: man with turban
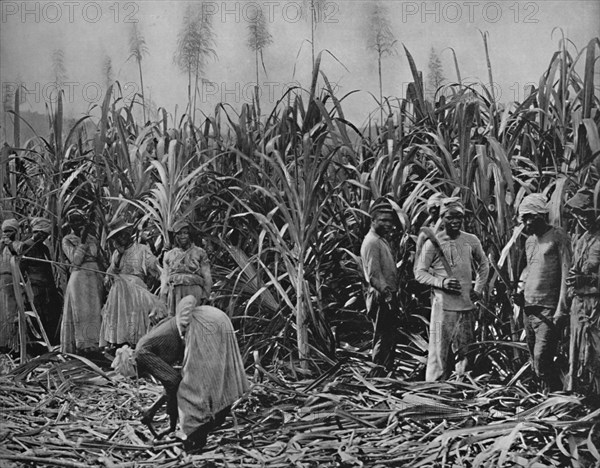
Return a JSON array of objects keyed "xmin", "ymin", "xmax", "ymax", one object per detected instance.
[
  {"xmin": 565, "ymin": 188, "xmax": 600, "ymax": 397},
  {"xmin": 360, "ymin": 197, "xmax": 400, "ymax": 376},
  {"xmin": 22, "ymin": 217, "xmax": 61, "ymax": 347},
  {"xmin": 0, "ymin": 219, "xmax": 23, "ymax": 351},
  {"xmin": 415, "ymin": 197, "xmax": 489, "ymax": 381},
  {"xmin": 518, "ymin": 193, "xmax": 571, "ymax": 392}
]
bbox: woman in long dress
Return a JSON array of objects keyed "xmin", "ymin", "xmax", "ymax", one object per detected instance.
[
  {"xmin": 0, "ymin": 219, "xmax": 22, "ymax": 352},
  {"xmin": 160, "ymin": 221, "xmax": 212, "ymax": 315},
  {"xmin": 100, "ymin": 221, "xmax": 166, "ymax": 348},
  {"xmin": 60, "ymin": 211, "xmax": 104, "ymax": 354},
  {"xmin": 566, "ymin": 189, "xmax": 600, "ymax": 395}
]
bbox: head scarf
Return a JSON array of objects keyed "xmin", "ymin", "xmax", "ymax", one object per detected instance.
[
  {"xmin": 31, "ymin": 217, "xmax": 52, "ymax": 234},
  {"xmin": 440, "ymin": 197, "xmax": 465, "ymax": 216},
  {"xmin": 369, "ymin": 197, "xmax": 395, "ymax": 218},
  {"xmin": 518, "ymin": 193, "xmax": 548, "ymax": 220},
  {"xmin": 1, "ymin": 218, "xmax": 19, "ymax": 232},
  {"xmin": 426, "ymin": 193, "xmax": 445, "ymax": 211},
  {"xmin": 566, "ymin": 188, "xmax": 595, "ymax": 212},
  {"xmin": 176, "ymin": 295, "xmax": 198, "ymax": 337}
]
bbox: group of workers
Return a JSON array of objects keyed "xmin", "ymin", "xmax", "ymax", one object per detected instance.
[
  {"xmin": 0, "ymin": 212, "xmax": 249, "ymax": 451},
  {"xmin": 361, "ymin": 189, "xmax": 600, "ymax": 398},
  {"xmin": 2, "ymin": 186, "xmax": 599, "ymax": 446},
  {"xmin": 0, "ymin": 212, "xmax": 212, "ymax": 355}
]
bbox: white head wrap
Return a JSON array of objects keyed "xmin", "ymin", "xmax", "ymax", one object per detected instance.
[
  {"xmin": 440, "ymin": 197, "xmax": 465, "ymax": 216},
  {"xmin": 1, "ymin": 219, "xmax": 19, "ymax": 232},
  {"xmin": 518, "ymin": 193, "xmax": 548, "ymax": 220},
  {"xmin": 31, "ymin": 217, "xmax": 52, "ymax": 234}
]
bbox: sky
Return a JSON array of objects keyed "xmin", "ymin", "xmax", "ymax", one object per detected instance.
[{"xmin": 1, "ymin": 0, "xmax": 599, "ymax": 128}]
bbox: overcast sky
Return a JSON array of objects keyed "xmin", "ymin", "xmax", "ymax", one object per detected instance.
[{"xmin": 1, "ymin": 0, "xmax": 599, "ymax": 127}]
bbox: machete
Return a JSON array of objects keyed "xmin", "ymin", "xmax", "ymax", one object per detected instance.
[{"xmin": 419, "ymin": 226, "xmax": 453, "ymax": 277}]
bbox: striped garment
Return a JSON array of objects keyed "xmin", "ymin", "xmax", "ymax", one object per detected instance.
[{"xmin": 177, "ymin": 305, "xmax": 249, "ymax": 436}]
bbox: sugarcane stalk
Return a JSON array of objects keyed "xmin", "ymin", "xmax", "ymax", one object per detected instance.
[
  {"xmin": 20, "ymin": 271, "xmax": 52, "ymax": 351},
  {"xmin": 0, "ymin": 454, "xmax": 89, "ymax": 468},
  {"xmin": 10, "ymin": 256, "xmax": 27, "ymax": 363}
]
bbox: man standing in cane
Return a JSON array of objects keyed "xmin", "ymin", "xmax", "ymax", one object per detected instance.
[
  {"xmin": 360, "ymin": 197, "xmax": 400, "ymax": 377},
  {"xmin": 517, "ymin": 193, "xmax": 571, "ymax": 392},
  {"xmin": 415, "ymin": 197, "xmax": 489, "ymax": 381}
]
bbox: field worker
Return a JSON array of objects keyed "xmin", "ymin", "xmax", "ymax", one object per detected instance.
[
  {"xmin": 360, "ymin": 197, "xmax": 400, "ymax": 376},
  {"xmin": 177, "ymin": 296, "xmax": 249, "ymax": 452},
  {"xmin": 518, "ymin": 193, "xmax": 571, "ymax": 392},
  {"xmin": 129, "ymin": 299, "xmax": 189, "ymax": 439},
  {"xmin": 21, "ymin": 217, "xmax": 61, "ymax": 346},
  {"xmin": 100, "ymin": 219, "xmax": 167, "ymax": 349},
  {"xmin": 61, "ymin": 210, "xmax": 103, "ymax": 355},
  {"xmin": 0, "ymin": 219, "xmax": 23, "ymax": 352},
  {"xmin": 565, "ymin": 188, "xmax": 600, "ymax": 396},
  {"xmin": 415, "ymin": 197, "xmax": 489, "ymax": 381},
  {"xmin": 121, "ymin": 296, "xmax": 249, "ymax": 452},
  {"xmin": 160, "ymin": 219, "xmax": 212, "ymax": 315}
]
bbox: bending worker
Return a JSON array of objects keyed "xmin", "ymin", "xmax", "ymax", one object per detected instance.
[{"xmin": 129, "ymin": 296, "xmax": 249, "ymax": 452}]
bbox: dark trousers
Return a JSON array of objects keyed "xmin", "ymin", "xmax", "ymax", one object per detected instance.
[
  {"xmin": 366, "ymin": 289, "xmax": 397, "ymax": 372},
  {"xmin": 30, "ymin": 284, "xmax": 62, "ymax": 346},
  {"xmin": 136, "ymin": 350, "xmax": 181, "ymax": 416},
  {"xmin": 524, "ymin": 306, "xmax": 563, "ymax": 392}
]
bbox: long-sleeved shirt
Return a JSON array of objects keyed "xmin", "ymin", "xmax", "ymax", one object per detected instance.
[
  {"xmin": 135, "ymin": 317, "xmax": 184, "ymax": 391},
  {"xmin": 21, "ymin": 240, "xmax": 55, "ymax": 287},
  {"xmin": 107, "ymin": 243, "xmax": 160, "ymax": 282},
  {"xmin": 360, "ymin": 228, "xmax": 398, "ymax": 293},
  {"xmin": 62, "ymin": 234, "xmax": 100, "ymax": 267},
  {"xmin": 415, "ymin": 230, "xmax": 489, "ymax": 311},
  {"xmin": 524, "ymin": 226, "xmax": 571, "ymax": 309},
  {"xmin": 160, "ymin": 244, "xmax": 212, "ymax": 296},
  {"xmin": 136, "ymin": 317, "xmax": 184, "ymax": 365},
  {"xmin": 0, "ymin": 240, "xmax": 23, "ymax": 275}
]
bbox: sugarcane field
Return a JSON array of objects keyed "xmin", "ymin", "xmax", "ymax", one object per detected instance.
[{"xmin": 1, "ymin": 1, "xmax": 600, "ymax": 467}]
